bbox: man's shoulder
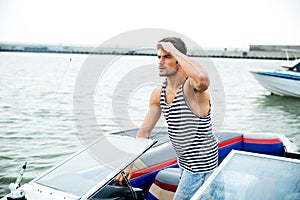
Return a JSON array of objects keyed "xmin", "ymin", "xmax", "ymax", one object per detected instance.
[
  {"xmin": 184, "ymin": 78, "xmax": 210, "ymax": 96},
  {"xmin": 150, "ymin": 86, "xmax": 162, "ymax": 105},
  {"xmin": 153, "ymin": 85, "xmax": 162, "ymax": 94},
  {"xmin": 183, "ymin": 78, "xmax": 210, "ymax": 105}
]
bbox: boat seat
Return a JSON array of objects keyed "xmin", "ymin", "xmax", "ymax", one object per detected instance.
[
  {"xmin": 133, "ymin": 141, "xmax": 177, "ymax": 172},
  {"xmin": 243, "ymin": 133, "xmax": 284, "ymax": 155},
  {"xmin": 216, "ymin": 132, "xmax": 243, "ymax": 161},
  {"xmin": 130, "ymin": 142, "xmax": 177, "ymax": 190},
  {"xmin": 145, "ymin": 167, "xmax": 180, "ymax": 200}
]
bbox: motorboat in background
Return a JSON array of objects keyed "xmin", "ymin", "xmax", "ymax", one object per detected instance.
[
  {"xmin": 249, "ymin": 49, "xmax": 300, "ymax": 98},
  {"xmin": 1, "ymin": 127, "xmax": 299, "ymax": 200},
  {"xmin": 250, "ymin": 58, "xmax": 300, "ymax": 98}
]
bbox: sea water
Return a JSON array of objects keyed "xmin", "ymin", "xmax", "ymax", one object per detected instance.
[{"xmin": 0, "ymin": 52, "xmax": 299, "ymax": 196}]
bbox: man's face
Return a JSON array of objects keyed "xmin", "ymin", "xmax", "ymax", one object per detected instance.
[{"xmin": 157, "ymin": 49, "xmax": 178, "ymax": 77}]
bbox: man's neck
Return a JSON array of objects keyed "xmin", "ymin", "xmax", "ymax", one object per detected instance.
[{"xmin": 166, "ymin": 73, "xmax": 186, "ymax": 91}]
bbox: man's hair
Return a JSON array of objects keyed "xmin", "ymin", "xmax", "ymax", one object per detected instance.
[{"xmin": 159, "ymin": 37, "xmax": 187, "ymax": 55}]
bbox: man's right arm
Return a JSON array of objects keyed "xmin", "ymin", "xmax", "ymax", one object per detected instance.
[
  {"xmin": 136, "ymin": 86, "xmax": 162, "ymax": 139},
  {"xmin": 114, "ymin": 86, "xmax": 162, "ymax": 185}
]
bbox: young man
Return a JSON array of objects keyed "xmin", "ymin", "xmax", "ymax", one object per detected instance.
[{"xmin": 116, "ymin": 37, "xmax": 219, "ymax": 199}]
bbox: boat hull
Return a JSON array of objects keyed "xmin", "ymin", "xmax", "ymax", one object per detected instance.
[{"xmin": 250, "ymin": 70, "xmax": 300, "ymax": 98}]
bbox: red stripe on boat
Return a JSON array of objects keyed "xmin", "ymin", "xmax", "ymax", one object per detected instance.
[
  {"xmin": 243, "ymin": 138, "xmax": 282, "ymax": 144},
  {"xmin": 131, "ymin": 158, "xmax": 177, "ymax": 179},
  {"xmin": 218, "ymin": 136, "xmax": 243, "ymax": 148},
  {"xmin": 153, "ymin": 179, "xmax": 177, "ymax": 191}
]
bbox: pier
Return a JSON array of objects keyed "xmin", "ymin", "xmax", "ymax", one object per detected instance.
[{"xmin": 1, "ymin": 42, "xmax": 300, "ymax": 60}]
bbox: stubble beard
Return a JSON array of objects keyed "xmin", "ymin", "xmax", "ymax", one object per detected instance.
[{"xmin": 159, "ymin": 65, "xmax": 178, "ymax": 77}]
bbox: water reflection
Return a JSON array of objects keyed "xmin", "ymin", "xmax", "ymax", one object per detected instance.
[{"xmin": 257, "ymin": 95, "xmax": 300, "ymax": 116}]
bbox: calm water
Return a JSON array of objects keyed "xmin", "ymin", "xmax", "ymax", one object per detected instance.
[{"xmin": 0, "ymin": 52, "xmax": 299, "ymax": 196}]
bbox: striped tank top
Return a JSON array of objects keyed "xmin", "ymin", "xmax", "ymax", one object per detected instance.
[{"xmin": 160, "ymin": 79, "xmax": 218, "ymax": 173}]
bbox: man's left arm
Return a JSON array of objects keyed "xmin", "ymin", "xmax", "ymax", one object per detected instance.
[{"xmin": 157, "ymin": 42, "xmax": 210, "ymax": 92}]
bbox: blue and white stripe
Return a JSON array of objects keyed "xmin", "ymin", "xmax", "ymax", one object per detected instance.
[{"xmin": 160, "ymin": 80, "xmax": 218, "ymax": 173}]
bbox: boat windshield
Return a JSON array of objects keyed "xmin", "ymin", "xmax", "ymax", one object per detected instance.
[
  {"xmin": 34, "ymin": 135, "xmax": 156, "ymax": 198},
  {"xmin": 284, "ymin": 59, "xmax": 300, "ymax": 72},
  {"xmin": 291, "ymin": 62, "xmax": 300, "ymax": 72},
  {"xmin": 191, "ymin": 150, "xmax": 300, "ymax": 200}
]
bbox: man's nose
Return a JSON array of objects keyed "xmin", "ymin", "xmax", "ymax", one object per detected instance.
[{"xmin": 158, "ymin": 57, "xmax": 164, "ymax": 65}]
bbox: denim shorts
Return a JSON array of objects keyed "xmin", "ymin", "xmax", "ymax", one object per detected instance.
[{"xmin": 173, "ymin": 168, "xmax": 213, "ymax": 200}]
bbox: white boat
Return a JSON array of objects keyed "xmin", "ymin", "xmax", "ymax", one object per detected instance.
[
  {"xmin": 1, "ymin": 127, "xmax": 299, "ymax": 200},
  {"xmin": 250, "ymin": 58, "xmax": 300, "ymax": 98}
]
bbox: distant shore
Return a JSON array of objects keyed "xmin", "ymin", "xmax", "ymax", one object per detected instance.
[{"xmin": 1, "ymin": 43, "xmax": 300, "ymax": 60}]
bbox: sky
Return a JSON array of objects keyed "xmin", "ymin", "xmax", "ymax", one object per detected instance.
[{"xmin": 0, "ymin": 0, "xmax": 299, "ymax": 49}]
